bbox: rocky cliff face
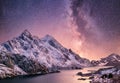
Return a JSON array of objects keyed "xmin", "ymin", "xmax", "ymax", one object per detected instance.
[
  {"xmin": 0, "ymin": 30, "xmax": 91, "ymax": 79},
  {"xmin": 0, "ymin": 51, "xmax": 48, "ymax": 79}
]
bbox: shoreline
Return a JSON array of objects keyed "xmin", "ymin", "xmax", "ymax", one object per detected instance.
[{"xmin": 0, "ymin": 70, "xmax": 60, "ymax": 80}]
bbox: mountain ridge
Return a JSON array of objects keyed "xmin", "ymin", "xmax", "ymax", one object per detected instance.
[
  {"xmin": 0, "ymin": 30, "xmax": 91, "ymax": 79},
  {"xmin": 91, "ymin": 53, "xmax": 120, "ymax": 67}
]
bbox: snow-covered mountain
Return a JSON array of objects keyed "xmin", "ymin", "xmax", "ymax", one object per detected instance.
[
  {"xmin": 0, "ymin": 51, "xmax": 48, "ymax": 79},
  {"xmin": 91, "ymin": 53, "xmax": 120, "ymax": 67},
  {"xmin": 0, "ymin": 30, "xmax": 91, "ymax": 79}
]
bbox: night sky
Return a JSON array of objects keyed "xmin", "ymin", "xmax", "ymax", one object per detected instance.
[{"xmin": 0, "ymin": 0, "xmax": 120, "ymax": 60}]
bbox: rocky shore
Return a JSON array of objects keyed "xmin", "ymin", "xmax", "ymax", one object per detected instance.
[
  {"xmin": 90, "ymin": 67, "xmax": 120, "ymax": 83},
  {"xmin": 77, "ymin": 66, "xmax": 120, "ymax": 83}
]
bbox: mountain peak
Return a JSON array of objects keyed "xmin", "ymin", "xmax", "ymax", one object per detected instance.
[
  {"xmin": 42, "ymin": 34, "xmax": 56, "ymax": 42},
  {"xmin": 45, "ymin": 34, "xmax": 54, "ymax": 39},
  {"xmin": 22, "ymin": 29, "xmax": 31, "ymax": 35},
  {"xmin": 109, "ymin": 53, "xmax": 119, "ymax": 56},
  {"xmin": 21, "ymin": 29, "xmax": 32, "ymax": 37},
  {"xmin": 107, "ymin": 53, "xmax": 120, "ymax": 59}
]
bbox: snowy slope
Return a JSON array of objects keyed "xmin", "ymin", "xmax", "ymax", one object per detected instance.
[
  {"xmin": 0, "ymin": 51, "xmax": 48, "ymax": 79},
  {"xmin": 91, "ymin": 53, "xmax": 120, "ymax": 67},
  {"xmin": 0, "ymin": 30, "xmax": 91, "ymax": 70}
]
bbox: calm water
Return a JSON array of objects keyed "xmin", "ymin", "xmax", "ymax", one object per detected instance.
[{"xmin": 0, "ymin": 66, "xmax": 112, "ymax": 83}]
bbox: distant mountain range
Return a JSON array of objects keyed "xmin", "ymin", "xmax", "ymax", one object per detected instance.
[
  {"xmin": 91, "ymin": 53, "xmax": 120, "ymax": 67},
  {"xmin": 0, "ymin": 30, "xmax": 91, "ymax": 79}
]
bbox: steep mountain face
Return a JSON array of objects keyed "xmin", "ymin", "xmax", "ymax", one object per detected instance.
[
  {"xmin": 0, "ymin": 30, "xmax": 91, "ymax": 78},
  {"xmin": 0, "ymin": 51, "xmax": 48, "ymax": 79},
  {"xmin": 91, "ymin": 53, "xmax": 120, "ymax": 67}
]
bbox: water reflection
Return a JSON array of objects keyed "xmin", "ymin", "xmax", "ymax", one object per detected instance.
[
  {"xmin": 0, "ymin": 70, "xmax": 87, "ymax": 83},
  {"xmin": 0, "ymin": 66, "xmax": 112, "ymax": 83}
]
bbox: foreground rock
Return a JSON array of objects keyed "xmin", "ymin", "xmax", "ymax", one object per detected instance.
[
  {"xmin": 77, "ymin": 72, "xmax": 92, "ymax": 77},
  {"xmin": 78, "ymin": 78, "xmax": 86, "ymax": 80},
  {"xmin": 91, "ymin": 67, "xmax": 120, "ymax": 83}
]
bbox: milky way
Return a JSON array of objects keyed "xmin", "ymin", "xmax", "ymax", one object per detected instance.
[
  {"xmin": 70, "ymin": 0, "xmax": 120, "ymax": 59},
  {"xmin": 0, "ymin": 0, "xmax": 120, "ymax": 60}
]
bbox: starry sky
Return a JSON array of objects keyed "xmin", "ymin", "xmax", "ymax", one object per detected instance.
[{"xmin": 0, "ymin": 0, "xmax": 120, "ymax": 60}]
